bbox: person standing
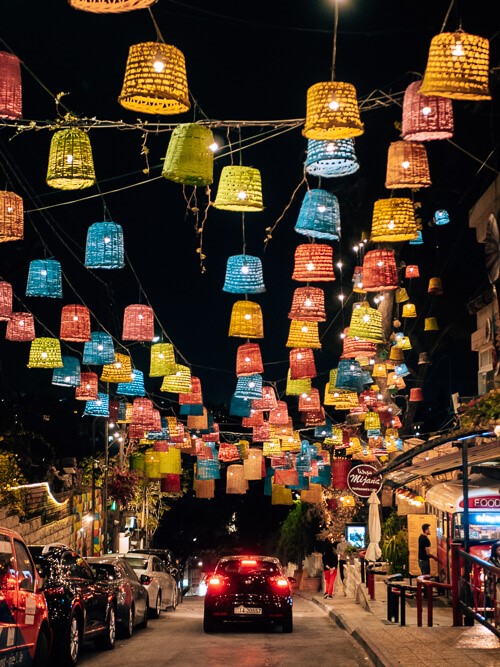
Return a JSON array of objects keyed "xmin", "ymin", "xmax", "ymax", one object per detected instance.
[
  {"xmin": 418, "ymin": 523, "xmax": 437, "ymax": 575},
  {"xmin": 336, "ymin": 535, "xmax": 351, "ymax": 594},
  {"xmin": 322, "ymin": 542, "xmax": 338, "ymax": 599}
]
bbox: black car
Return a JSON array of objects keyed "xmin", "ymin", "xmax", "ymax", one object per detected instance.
[
  {"xmin": 30, "ymin": 546, "xmax": 117, "ymax": 666},
  {"xmin": 87, "ymin": 556, "xmax": 148, "ymax": 638},
  {"xmin": 203, "ymin": 555, "xmax": 293, "ymax": 633}
]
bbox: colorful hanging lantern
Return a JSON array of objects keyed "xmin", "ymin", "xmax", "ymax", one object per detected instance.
[
  {"xmin": 242, "ymin": 410, "xmax": 264, "ymax": 427},
  {"xmin": 292, "ymin": 244, "xmax": 335, "ymax": 281},
  {"xmin": 178, "ymin": 376, "xmax": 203, "ymax": 405},
  {"xmin": 401, "ymin": 81, "xmax": 454, "ymax": 142},
  {"xmin": 433, "ymin": 209, "xmax": 450, "ymax": 226},
  {"xmin": 271, "ymin": 484, "xmax": 294, "ymax": 505},
  {"xmin": 83, "ymin": 392, "xmax": 110, "ymax": 417},
  {"xmin": 331, "ymin": 458, "xmax": 351, "ymax": 489},
  {"xmin": 119, "ymin": 42, "xmax": 190, "ymax": 115},
  {"xmin": 418, "ymin": 352, "xmax": 432, "ymax": 365},
  {"xmin": 405, "ymin": 265, "xmax": 420, "ymax": 279},
  {"xmin": 82, "ymin": 331, "xmax": 115, "ymax": 365},
  {"xmin": 234, "ymin": 374, "xmax": 263, "ymax": 400},
  {"xmin": 424, "ymin": 317, "xmax": 439, "ymax": 331},
  {"xmin": 68, "ymin": 0, "xmax": 156, "ymax": 12},
  {"xmin": 409, "ymin": 387, "xmax": 424, "ymax": 402},
  {"xmin": 286, "ymin": 370, "xmax": 311, "ymax": 396},
  {"xmin": 428, "ymin": 277, "xmax": 443, "ymax": 295},
  {"xmin": 305, "ymin": 138, "xmax": 359, "ymax": 177},
  {"xmin": 228, "ymin": 300, "xmax": 264, "ymax": 338},
  {"xmin": 236, "ymin": 343, "xmax": 263, "ymax": 377},
  {"xmin": 162, "ymin": 123, "xmax": 214, "ymax": 186},
  {"xmin": 395, "ymin": 287, "xmax": 409, "ymax": 303},
  {"xmin": 370, "ymin": 198, "xmax": 417, "ymax": 242},
  {"xmin": 150, "ymin": 343, "xmax": 176, "ymax": 377},
  {"xmin": 286, "ymin": 320, "xmax": 321, "ymax": 348},
  {"xmin": 52, "ymin": 356, "xmax": 81, "ymax": 387},
  {"xmin": 26, "ymin": 259, "xmax": 62, "ymax": 298},
  {"xmin": 131, "ymin": 397, "xmax": 156, "ymax": 428},
  {"xmin": 352, "ymin": 266, "xmax": 365, "ymax": 293},
  {"xmin": 341, "ymin": 330, "xmax": 377, "ymax": 362},
  {"xmin": 0, "ymin": 51, "xmax": 22, "ymax": 119},
  {"xmin": 294, "ymin": 189, "xmax": 340, "ymax": 240},
  {"xmin": 85, "ymin": 221, "xmax": 124, "ymax": 269},
  {"xmin": 395, "ymin": 363, "xmax": 410, "ymax": 377},
  {"xmin": 117, "ymin": 369, "xmax": 146, "ymax": 396},
  {"xmin": 389, "ymin": 345, "xmax": 404, "ymax": 362},
  {"xmin": 243, "ymin": 449, "xmax": 264, "ymax": 481},
  {"xmin": 213, "ymin": 166, "xmax": 264, "ymax": 212},
  {"xmin": 60, "ymin": 304, "xmax": 91, "ymax": 342},
  {"xmin": 0, "ymin": 191, "xmax": 23, "ymax": 243},
  {"xmin": 5, "ymin": 312, "xmax": 35, "ymax": 341},
  {"xmin": 226, "ymin": 465, "xmax": 248, "ymax": 494},
  {"xmin": 46, "ymin": 127, "xmax": 96, "ymax": 190},
  {"xmin": 362, "ymin": 249, "xmax": 398, "ymax": 292},
  {"xmin": 348, "ymin": 305, "xmax": 385, "ymax": 343},
  {"xmin": 402, "ymin": 303, "xmax": 417, "ymax": 318},
  {"xmin": 194, "ymin": 478, "xmax": 215, "ymax": 499},
  {"xmin": 420, "ymin": 31, "xmax": 491, "ymax": 100},
  {"xmin": 252, "ymin": 386, "xmax": 278, "ymax": 411},
  {"xmin": 27, "ymin": 337, "xmax": 63, "ymax": 369},
  {"xmin": 0, "ymin": 282, "xmax": 13, "ymax": 320},
  {"xmin": 122, "ymin": 304, "xmax": 155, "ymax": 341},
  {"xmin": 223, "ymin": 255, "xmax": 265, "ymax": 294},
  {"xmin": 101, "ymin": 352, "xmax": 133, "ymax": 383},
  {"xmin": 229, "ymin": 394, "xmax": 252, "ymax": 417},
  {"xmin": 289, "ymin": 348, "xmax": 317, "ymax": 379},
  {"xmin": 385, "ymin": 141, "xmax": 431, "ymax": 189},
  {"xmin": 395, "ymin": 333, "xmax": 412, "ymax": 350},
  {"xmin": 160, "ymin": 364, "xmax": 192, "ymax": 393},
  {"xmin": 269, "ymin": 401, "xmax": 289, "ymax": 426},
  {"xmin": 75, "ymin": 372, "xmax": 99, "ymax": 401},
  {"xmin": 262, "ymin": 439, "xmax": 282, "ymax": 457},
  {"xmin": 335, "ymin": 359, "xmax": 365, "ymax": 391},
  {"xmin": 364, "ymin": 411, "xmax": 381, "ymax": 431},
  {"xmin": 289, "ymin": 286, "xmax": 326, "ymax": 322},
  {"xmin": 298, "ymin": 388, "xmax": 321, "ymax": 412},
  {"xmin": 303, "ymin": 81, "xmax": 364, "ymax": 139},
  {"xmin": 409, "ymin": 230, "xmax": 424, "ymax": 245}
]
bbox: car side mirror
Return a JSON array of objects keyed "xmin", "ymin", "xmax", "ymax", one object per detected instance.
[
  {"xmin": 288, "ymin": 577, "xmax": 297, "ymax": 584},
  {"xmin": 140, "ymin": 574, "xmax": 149, "ymax": 585}
]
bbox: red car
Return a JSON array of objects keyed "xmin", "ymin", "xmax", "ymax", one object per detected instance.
[
  {"xmin": 203, "ymin": 555, "xmax": 293, "ymax": 633},
  {"xmin": 0, "ymin": 527, "xmax": 51, "ymax": 666}
]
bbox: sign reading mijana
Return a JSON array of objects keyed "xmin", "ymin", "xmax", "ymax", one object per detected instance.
[{"xmin": 347, "ymin": 464, "xmax": 382, "ymax": 498}]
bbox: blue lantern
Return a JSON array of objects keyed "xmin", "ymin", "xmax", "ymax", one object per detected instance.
[
  {"xmin": 83, "ymin": 331, "xmax": 115, "ymax": 365},
  {"xmin": 395, "ymin": 363, "xmax": 410, "ymax": 377},
  {"xmin": 83, "ymin": 392, "xmax": 109, "ymax": 417},
  {"xmin": 335, "ymin": 359, "xmax": 365, "ymax": 391},
  {"xmin": 85, "ymin": 222, "xmax": 124, "ymax": 269},
  {"xmin": 295, "ymin": 189, "xmax": 340, "ymax": 240},
  {"xmin": 264, "ymin": 467, "xmax": 274, "ymax": 496},
  {"xmin": 311, "ymin": 464, "xmax": 331, "ymax": 486},
  {"xmin": 361, "ymin": 370, "xmax": 374, "ymax": 385},
  {"xmin": 223, "ymin": 254, "xmax": 266, "ymax": 294},
  {"xmin": 26, "ymin": 259, "xmax": 63, "ymax": 298},
  {"xmin": 196, "ymin": 458, "xmax": 220, "ymax": 480},
  {"xmin": 52, "ymin": 356, "xmax": 81, "ymax": 387},
  {"xmin": 315, "ymin": 418, "xmax": 332, "ymax": 438},
  {"xmin": 117, "ymin": 369, "xmax": 146, "ymax": 396},
  {"xmin": 147, "ymin": 417, "xmax": 170, "ymax": 441},
  {"xmin": 305, "ymin": 139, "xmax": 360, "ymax": 178},
  {"xmin": 433, "ymin": 209, "xmax": 450, "ymax": 226},
  {"xmin": 409, "ymin": 230, "xmax": 424, "ymax": 245},
  {"xmin": 179, "ymin": 403, "xmax": 204, "ymax": 416},
  {"xmin": 233, "ymin": 374, "xmax": 263, "ymax": 400},
  {"xmin": 229, "ymin": 394, "xmax": 252, "ymax": 417}
]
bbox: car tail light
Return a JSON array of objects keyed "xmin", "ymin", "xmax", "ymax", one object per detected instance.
[
  {"xmin": 269, "ymin": 576, "xmax": 290, "ymax": 590},
  {"xmin": 207, "ymin": 576, "xmax": 226, "ymax": 591},
  {"xmin": 240, "ymin": 559, "xmax": 258, "ymax": 566},
  {"xmin": 141, "ymin": 576, "xmax": 153, "ymax": 585}
]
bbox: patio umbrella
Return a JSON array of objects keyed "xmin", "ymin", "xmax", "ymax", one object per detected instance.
[{"xmin": 364, "ymin": 490, "xmax": 382, "ymax": 562}]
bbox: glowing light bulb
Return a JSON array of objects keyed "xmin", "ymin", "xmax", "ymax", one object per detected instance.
[
  {"xmin": 115, "ymin": 362, "xmax": 122, "ymax": 369},
  {"xmin": 297, "ymin": 353, "xmax": 303, "ymax": 360},
  {"xmin": 138, "ymin": 314, "xmax": 144, "ymax": 320},
  {"xmin": 241, "ymin": 264, "xmax": 249, "ymax": 275},
  {"xmin": 329, "ymin": 99, "xmax": 340, "ymax": 111},
  {"xmin": 377, "ymin": 260, "xmax": 383, "ymax": 267},
  {"xmin": 176, "ymin": 371, "xmax": 181, "ymax": 376},
  {"xmin": 350, "ymin": 364, "xmax": 355, "ymax": 371},
  {"xmin": 301, "ymin": 325, "xmax": 308, "ymax": 333},
  {"xmin": 237, "ymin": 190, "xmax": 248, "ymax": 200},
  {"xmin": 104, "ymin": 236, "xmax": 111, "ymax": 244},
  {"xmin": 41, "ymin": 352, "xmax": 47, "ymax": 358},
  {"xmin": 96, "ymin": 400, "xmax": 102, "ymax": 406},
  {"xmin": 306, "ymin": 262, "xmax": 315, "ymax": 271},
  {"xmin": 379, "ymin": 295, "xmax": 384, "ymax": 301},
  {"xmin": 421, "ymin": 106, "xmax": 432, "ymax": 116},
  {"xmin": 388, "ymin": 220, "xmax": 395, "ymax": 230},
  {"xmin": 363, "ymin": 314, "xmax": 370, "ymax": 323},
  {"xmin": 245, "ymin": 356, "xmax": 251, "ymax": 363},
  {"xmin": 159, "ymin": 353, "xmax": 164, "ymax": 359},
  {"xmin": 326, "ymin": 142, "xmax": 335, "ymax": 153},
  {"xmin": 244, "ymin": 313, "xmax": 251, "ymax": 320},
  {"xmin": 401, "ymin": 160, "xmax": 410, "ymax": 170},
  {"xmin": 66, "ymin": 154, "xmax": 74, "ymax": 165},
  {"xmin": 73, "ymin": 315, "xmax": 79, "ymax": 321},
  {"xmin": 353, "ymin": 245, "xmax": 359, "ymax": 252},
  {"xmin": 317, "ymin": 205, "xmax": 327, "ymax": 213},
  {"xmin": 64, "ymin": 376, "xmax": 71, "ymax": 382},
  {"xmin": 377, "ymin": 393, "xmax": 383, "ymax": 400},
  {"xmin": 248, "ymin": 381, "xmax": 255, "ymax": 389},
  {"xmin": 208, "ymin": 142, "xmax": 219, "ymax": 152},
  {"xmin": 153, "ymin": 58, "xmax": 165, "ymax": 72},
  {"xmin": 97, "ymin": 344, "xmax": 103, "ymax": 351},
  {"xmin": 340, "ymin": 332, "xmax": 346, "ymax": 339},
  {"xmin": 40, "ymin": 270, "xmax": 47, "ymax": 276},
  {"xmin": 19, "ymin": 320, "xmax": 24, "ymax": 326},
  {"xmin": 452, "ymin": 41, "xmax": 464, "ymax": 57},
  {"xmin": 85, "ymin": 383, "xmax": 91, "ymax": 390},
  {"xmin": 369, "ymin": 358, "xmax": 375, "ymax": 365},
  {"xmin": 7, "ymin": 206, "xmax": 13, "ymax": 214},
  {"xmin": 338, "ymin": 293, "xmax": 345, "ymax": 301},
  {"xmin": 357, "ymin": 282, "xmax": 363, "ymax": 289},
  {"xmin": 130, "ymin": 373, "xmax": 135, "ymax": 380},
  {"xmin": 301, "ymin": 392, "xmax": 309, "ymax": 398},
  {"xmin": 337, "ymin": 261, "xmax": 343, "ymax": 269}
]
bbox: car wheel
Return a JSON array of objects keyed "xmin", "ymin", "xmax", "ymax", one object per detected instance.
[
  {"xmin": 150, "ymin": 592, "xmax": 161, "ymax": 619},
  {"xmin": 55, "ymin": 612, "xmax": 81, "ymax": 667},
  {"xmin": 121, "ymin": 605, "xmax": 134, "ymax": 639},
  {"xmin": 33, "ymin": 629, "xmax": 49, "ymax": 667},
  {"xmin": 95, "ymin": 606, "xmax": 116, "ymax": 650},
  {"xmin": 203, "ymin": 614, "xmax": 219, "ymax": 633},
  {"xmin": 282, "ymin": 614, "xmax": 293, "ymax": 633}
]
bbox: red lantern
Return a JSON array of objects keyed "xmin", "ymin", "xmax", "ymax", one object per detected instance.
[
  {"xmin": 288, "ymin": 286, "xmax": 326, "ymax": 321},
  {"xmin": 362, "ymin": 249, "xmax": 398, "ymax": 292},
  {"xmin": 289, "ymin": 348, "xmax": 317, "ymax": 379},
  {"xmin": 122, "ymin": 304, "xmax": 155, "ymax": 341},
  {"xmin": 75, "ymin": 372, "xmax": 98, "ymax": 401},
  {"xmin": 292, "ymin": 244, "xmax": 335, "ymax": 282},
  {"xmin": 409, "ymin": 387, "xmax": 424, "ymax": 402},
  {"xmin": 298, "ymin": 388, "xmax": 321, "ymax": 412},
  {"xmin": 5, "ymin": 312, "xmax": 35, "ymax": 341},
  {"xmin": 236, "ymin": 343, "xmax": 263, "ymax": 376},
  {"xmin": 161, "ymin": 474, "xmax": 181, "ymax": 493},
  {"xmin": 252, "ymin": 386, "xmax": 278, "ymax": 411},
  {"xmin": 60, "ymin": 304, "xmax": 91, "ymax": 341},
  {"xmin": 178, "ymin": 377, "xmax": 202, "ymax": 404},
  {"xmin": 0, "ymin": 282, "xmax": 13, "ymax": 320},
  {"xmin": 269, "ymin": 401, "xmax": 289, "ymax": 426},
  {"xmin": 331, "ymin": 458, "xmax": 351, "ymax": 490}
]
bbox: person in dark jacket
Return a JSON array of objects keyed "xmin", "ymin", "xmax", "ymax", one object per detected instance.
[
  {"xmin": 489, "ymin": 541, "xmax": 500, "ymax": 567},
  {"xmin": 322, "ymin": 541, "xmax": 338, "ymax": 599}
]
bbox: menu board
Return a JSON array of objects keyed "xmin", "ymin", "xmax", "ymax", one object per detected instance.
[{"xmin": 407, "ymin": 514, "xmax": 438, "ymax": 577}]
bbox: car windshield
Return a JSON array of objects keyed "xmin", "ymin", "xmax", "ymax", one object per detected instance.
[
  {"xmin": 217, "ymin": 559, "xmax": 279, "ymax": 576},
  {"xmin": 90, "ymin": 563, "xmax": 116, "ymax": 580},
  {"xmin": 124, "ymin": 557, "xmax": 149, "ymax": 570}
]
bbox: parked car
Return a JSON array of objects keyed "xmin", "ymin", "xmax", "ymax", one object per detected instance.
[
  {"xmin": 203, "ymin": 555, "xmax": 294, "ymax": 633},
  {"xmin": 29, "ymin": 545, "xmax": 117, "ymax": 666},
  {"xmin": 0, "ymin": 527, "xmax": 51, "ymax": 666},
  {"xmin": 128, "ymin": 548, "xmax": 183, "ymax": 598},
  {"xmin": 121, "ymin": 553, "xmax": 178, "ymax": 618},
  {"xmin": 86, "ymin": 556, "xmax": 148, "ymax": 638}
]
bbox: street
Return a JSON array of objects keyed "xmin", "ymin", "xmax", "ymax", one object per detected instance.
[{"xmin": 77, "ymin": 595, "xmax": 373, "ymax": 667}]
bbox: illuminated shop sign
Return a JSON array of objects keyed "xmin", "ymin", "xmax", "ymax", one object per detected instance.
[{"xmin": 459, "ymin": 496, "xmax": 500, "ymax": 510}]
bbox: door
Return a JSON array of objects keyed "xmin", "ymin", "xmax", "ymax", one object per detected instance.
[
  {"xmin": 13, "ymin": 539, "xmax": 38, "ymax": 653},
  {"xmin": 0, "ymin": 533, "xmax": 18, "ymax": 660}
]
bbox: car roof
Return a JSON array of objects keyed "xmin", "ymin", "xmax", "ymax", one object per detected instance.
[{"xmin": 216, "ymin": 555, "xmax": 281, "ymax": 565}]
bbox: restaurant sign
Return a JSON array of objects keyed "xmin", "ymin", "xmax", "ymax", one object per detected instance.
[{"xmin": 347, "ymin": 464, "xmax": 382, "ymax": 498}]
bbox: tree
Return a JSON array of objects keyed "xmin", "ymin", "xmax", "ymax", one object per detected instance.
[{"xmin": 276, "ymin": 501, "xmax": 322, "ymax": 569}]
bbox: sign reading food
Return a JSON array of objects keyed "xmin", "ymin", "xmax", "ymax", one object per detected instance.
[{"xmin": 347, "ymin": 464, "xmax": 382, "ymax": 498}]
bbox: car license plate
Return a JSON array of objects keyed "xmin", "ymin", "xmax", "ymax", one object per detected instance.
[{"xmin": 234, "ymin": 605, "xmax": 262, "ymax": 615}]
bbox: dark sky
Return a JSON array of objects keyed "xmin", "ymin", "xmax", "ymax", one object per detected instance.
[{"xmin": 1, "ymin": 0, "xmax": 499, "ymax": 436}]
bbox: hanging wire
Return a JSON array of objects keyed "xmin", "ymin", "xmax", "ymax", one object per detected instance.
[
  {"xmin": 331, "ymin": 0, "xmax": 339, "ymax": 81},
  {"xmin": 148, "ymin": 7, "xmax": 166, "ymax": 42},
  {"xmin": 440, "ymin": 0, "xmax": 457, "ymax": 33}
]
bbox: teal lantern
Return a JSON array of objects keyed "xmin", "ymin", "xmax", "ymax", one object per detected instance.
[
  {"xmin": 26, "ymin": 259, "xmax": 63, "ymax": 298},
  {"xmin": 117, "ymin": 369, "xmax": 146, "ymax": 396},
  {"xmin": 223, "ymin": 255, "xmax": 266, "ymax": 294},
  {"xmin": 83, "ymin": 392, "xmax": 110, "ymax": 417},
  {"xmin": 82, "ymin": 331, "xmax": 115, "ymax": 365},
  {"xmin": 52, "ymin": 356, "xmax": 81, "ymax": 387},
  {"xmin": 335, "ymin": 359, "xmax": 365, "ymax": 391},
  {"xmin": 85, "ymin": 222, "xmax": 124, "ymax": 269},
  {"xmin": 229, "ymin": 394, "xmax": 252, "ymax": 417},
  {"xmin": 234, "ymin": 374, "xmax": 263, "ymax": 400},
  {"xmin": 432, "ymin": 209, "xmax": 450, "ymax": 226},
  {"xmin": 409, "ymin": 230, "xmax": 424, "ymax": 245},
  {"xmin": 305, "ymin": 139, "xmax": 359, "ymax": 178},
  {"xmin": 294, "ymin": 189, "xmax": 340, "ymax": 240}
]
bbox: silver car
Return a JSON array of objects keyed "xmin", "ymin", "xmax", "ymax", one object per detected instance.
[{"xmin": 122, "ymin": 553, "xmax": 178, "ymax": 618}]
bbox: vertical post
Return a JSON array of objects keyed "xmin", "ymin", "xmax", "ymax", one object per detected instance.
[
  {"xmin": 416, "ymin": 579, "xmax": 423, "ymax": 627},
  {"xmin": 427, "ymin": 583, "xmax": 433, "ymax": 627},
  {"xmin": 91, "ymin": 419, "xmax": 96, "ymax": 555},
  {"xmin": 102, "ymin": 399, "xmax": 110, "ymax": 553},
  {"xmin": 461, "ymin": 442, "xmax": 470, "ymax": 554},
  {"xmin": 400, "ymin": 586, "xmax": 406, "ymax": 626},
  {"xmin": 451, "ymin": 543, "xmax": 463, "ymax": 627}
]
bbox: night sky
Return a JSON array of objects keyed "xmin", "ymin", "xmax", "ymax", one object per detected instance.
[{"xmin": 1, "ymin": 0, "xmax": 499, "ymax": 449}]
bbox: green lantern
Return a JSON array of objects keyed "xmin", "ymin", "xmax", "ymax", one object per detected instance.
[{"xmin": 162, "ymin": 124, "xmax": 215, "ymax": 186}]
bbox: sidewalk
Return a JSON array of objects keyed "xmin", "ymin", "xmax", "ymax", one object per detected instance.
[{"xmin": 297, "ymin": 577, "xmax": 500, "ymax": 667}]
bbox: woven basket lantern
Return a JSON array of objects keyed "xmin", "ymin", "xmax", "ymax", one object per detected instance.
[
  {"xmin": 226, "ymin": 465, "xmax": 248, "ymax": 494},
  {"xmin": 119, "ymin": 42, "xmax": 190, "ymax": 115},
  {"xmin": 395, "ymin": 287, "xmax": 409, "ymax": 303},
  {"xmin": 352, "ymin": 266, "xmax": 365, "ymax": 293},
  {"xmin": 75, "ymin": 372, "xmax": 99, "ymax": 401},
  {"xmin": 236, "ymin": 343, "xmax": 263, "ymax": 376},
  {"xmin": 251, "ymin": 422, "xmax": 271, "ymax": 442},
  {"xmin": 303, "ymin": 81, "xmax": 364, "ymax": 140},
  {"xmin": 364, "ymin": 411, "xmax": 381, "ymax": 431},
  {"xmin": 418, "ymin": 352, "xmax": 432, "ymax": 365},
  {"xmin": 402, "ymin": 303, "xmax": 417, "ymax": 318},
  {"xmin": 288, "ymin": 286, "xmax": 326, "ymax": 322},
  {"xmin": 286, "ymin": 320, "xmax": 321, "ymax": 349},
  {"xmin": 131, "ymin": 397, "xmax": 156, "ymax": 428},
  {"xmin": 46, "ymin": 128, "xmax": 96, "ymax": 190},
  {"xmin": 218, "ymin": 442, "xmax": 241, "ymax": 462},
  {"xmin": 117, "ymin": 401, "xmax": 133, "ymax": 424},
  {"xmin": 244, "ymin": 449, "xmax": 264, "ymax": 481},
  {"xmin": 389, "ymin": 345, "xmax": 404, "ymax": 362},
  {"xmin": 160, "ymin": 473, "xmax": 181, "ymax": 494},
  {"xmin": 348, "ymin": 305, "xmax": 385, "ymax": 343},
  {"xmin": 229, "ymin": 394, "xmax": 252, "ymax": 418},
  {"xmin": 281, "ymin": 430, "xmax": 302, "ymax": 452},
  {"xmin": 60, "ymin": 304, "xmax": 91, "ymax": 342},
  {"xmin": 433, "ymin": 209, "xmax": 450, "ymax": 226},
  {"xmin": 117, "ymin": 369, "xmax": 146, "ymax": 397},
  {"xmin": 405, "ymin": 265, "xmax": 420, "ymax": 279},
  {"xmin": 362, "ymin": 249, "xmax": 398, "ymax": 292},
  {"xmin": 335, "ymin": 359, "xmax": 365, "ymax": 391},
  {"xmin": 160, "ymin": 364, "xmax": 192, "ymax": 393},
  {"xmin": 85, "ymin": 221, "xmax": 124, "ymax": 269},
  {"xmin": 101, "ymin": 352, "xmax": 133, "ymax": 383},
  {"xmin": 252, "ymin": 386, "xmax": 278, "ymax": 411},
  {"xmin": 428, "ymin": 277, "xmax": 443, "ymax": 295},
  {"xmin": 394, "ymin": 362, "xmax": 410, "ymax": 378},
  {"xmin": 26, "ymin": 259, "xmax": 63, "ymax": 298},
  {"xmin": 289, "ymin": 348, "xmax": 317, "ymax": 379},
  {"xmin": 409, "ymin": 387, "xmax": 424, "ymax": 402},
  {"xmin": 295, "ymin": 189, "xmax": 341, "ymax": 240},
  {"xmin": 83, "ymin": 393, "xmax": 109, "ymax": 417},
  {"xmin": 178, "ymin": 376, "xmax": 202, "ymax": 404},
  {"xmin": 292, "ymin": 244, "xmax": 335, "ymax": 282},
  {"xmin": 262, "ymin": 439, "xmax": 282, "ymax": 457},
  {"xmin": 5, "ymin": 312, "xmax": 35, "ymax": 342},
  {"xmin": 195, "ymin": 478, "xmax": 215, "ymax": 499},
  {"xmin": 27, "ymin": 337, "xmax": 63, "ymax": 369},
  {"xmin": 242, "ymin": 409, "xmax": 264, "ymax": 427},
  {"xmin": 269, "ymin": 401, "xmax": 289, "ymax": 426},
  {"xmin": 52, "ymin": 356, "xmax": 81, "ymax": 387},
  {"xmin": 424, "ymin": 316, "xmax": 439, "ymax": 331},
  {"xmin": 223, "ymin": 255, "xmax": 266, "ymax": 294},
  {"xmin": 228, "ymin": 300, "xmax": 264, "ymax": 338},
  {"xmin": 301, "ymin": 483, "xmax": 323, "ymax": 504},
  {"xmin": 420, "ymin": 31, "xmax": 491, "ymax": 101},
  {"xmin": 271, "ymin": 484, "xmax": 294, "ymax": 506},
  {"xmin": 69, "ymin": 0, "xmax": 157, "ymax": 12},
  {"xmin": 340, "ymin": 330, "xmax": 377, "ymax": 362},
  {"xmin": 0, "ymin": 282, "xmax": 12, "ymax": 320},
  {"xmin": 162, "ymin": 123, "xmax": 214, "ymax": 186},
  {"xmin": 270, "ymin": 419, "xmax": 294, "ymax": 439},
  {"xmin": 0, "ymin": 51, "xmax": 22, "ymax": 119},
  {"xmin": 385, "ymin": 141, "xmax": 431, "ymax": 189},
  {"xmin": 298, "ymin": 388, "xmax": 321, "ymax": 412},
  {"xmin": 305, "ymin": 138, "xmax": 359, "ymax": 178},
  {"xmin": 0, "ymin": 191, "xmax": 23, "ymax": 243},
  {"xmin": 213, "ymin": 166, "xmax": 264, "ymax": 212},
  {"xmin": 395, "ymin": 333, "xmax": 412, "ymax": 350},
  {"xmin": 409, "ymin": 230, "xmax": 424, "ymax": 245},
  {"xmin": 82, "ymin": 331, "xmax": 115, "ymax": 365},
  {"xmin": 286, "ymin": 370, "xmax": 311, "ymax": 396},
  {"xmin": 150, "ymin": 343, "xmax": 176, "ymax": 377},
  {"xmin": 234, "ymin": 374, "xmax": 263, "ymax": 401},
  {"xmin": 370, "ymin": 198, "xmax": 417, "ymax": 242},
  {"xmin": 122, "ymin": 304, "xmax": 155, "ymax": 341},
  {"xmin": 401, "ymin": 81, "xmax": 454, "ymax": 142}
]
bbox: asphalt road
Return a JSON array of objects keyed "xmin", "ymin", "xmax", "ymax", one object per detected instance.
[{"xmin": 77, "ymin": 594, "xmax": 373, "ymax": 667}]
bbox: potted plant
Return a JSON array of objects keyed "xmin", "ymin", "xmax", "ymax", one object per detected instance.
[{"xmin": 381, "ymin": 512, "xmax": 409, "ymax": 575}]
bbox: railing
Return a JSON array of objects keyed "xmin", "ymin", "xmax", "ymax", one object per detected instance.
[
  {"xmin": 416, "ymin": 575, "xmax": 452, "ymax": 627},
  {"xmin": 384, "ymin": 574, "xmax": 418, "ymax": 626}
]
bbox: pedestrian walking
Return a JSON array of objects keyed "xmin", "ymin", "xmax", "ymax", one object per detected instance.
[{"xmin": 322, "ymin": 542, "xmax": 338, "ymax": 598}]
